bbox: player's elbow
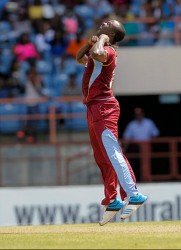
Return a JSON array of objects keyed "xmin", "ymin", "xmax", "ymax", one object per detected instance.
[
  {"xmin": 76, "ymin": 57, "xmax": 85, "ymax": 65},
  {"xmin": 76, "ymin": 57, "xmax": 82, "ymax": 64},
  {"xmin": 91, "ymin": 51, "xmax": 106, "ymax": 62}
]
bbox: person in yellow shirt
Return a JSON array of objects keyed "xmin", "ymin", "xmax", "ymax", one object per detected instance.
[{"xmin": 28, "ymin": 0, "xmax": 43, "ymax": 20}]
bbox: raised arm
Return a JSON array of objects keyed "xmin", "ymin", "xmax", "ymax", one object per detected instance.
[
  {"xmin": 90, "ymin": 34, "xmax": 110, "ymax": 63},
  {"xmin": 76, "ymin": 36, "xmax": 99, "ymax": 65}
]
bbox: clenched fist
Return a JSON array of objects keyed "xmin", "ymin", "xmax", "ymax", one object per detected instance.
[
  {"xmin": 99, "ymin": 34, "xmax": 110, "ymax": 45},
  {"xmin": 88, "ymin": 36, "xmax": 99, "ymax": 46}
]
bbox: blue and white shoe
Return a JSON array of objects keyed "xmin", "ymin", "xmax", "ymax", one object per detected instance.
[
  {"xmin": 99, "ymin": 199, "xmax": 126, "ymax": 226},
  {"xmin": 120, "ymin": 193, "xmax": 148, "ymax": 220}
]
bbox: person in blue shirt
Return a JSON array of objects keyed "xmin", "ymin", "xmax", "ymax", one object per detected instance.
[
  {"xmin": 123, "ymin": 107, "xmax": 160, "ymax": 181},
  {"xmin": 123, "ymin": 107, "xmax": 160, "ymax": 141}
]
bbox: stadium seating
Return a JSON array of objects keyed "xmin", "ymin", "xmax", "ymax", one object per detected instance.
[
  {"xmin": 52, "ymin": 73, "xmax": 69, "ymax": 96},
  {"xmin": 0, "ymin": 48, "xmax": 14, "ymax": 74},
  {"xmin": 61, "ymin": 101, "xmax": 88, "ymax": 130},
  {"xmin": 0, "ymin": 103, "xmax": 27, "ymax": 133},
  {"xmin": 36, "ymin": 101, "xmax": 50, "ymax": 132},
  {"xmin": 36, "ymin": 59, "xmax": 53, "ymax": 75},
  {"xmin": 0, "ymin": 0, "xmax": 180, "ymax": 135}
]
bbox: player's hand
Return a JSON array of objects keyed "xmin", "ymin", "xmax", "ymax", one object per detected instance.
[
  {"xmin": 99, "ymin": 34, "xmax": 110, "ymax": 45},
  {"xmin": 88, "ymin": 36, "xmax": 99, "ymax": 46}
]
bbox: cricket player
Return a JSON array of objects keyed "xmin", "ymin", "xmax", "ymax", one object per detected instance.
[{"xmin": 76, "ymin": 20, "xmax": 147, "ymax": 226}]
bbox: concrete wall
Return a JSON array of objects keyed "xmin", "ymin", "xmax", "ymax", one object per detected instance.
[{"xmin": 114, "ymin": 47, "xmax": 181, "ymax": 95}]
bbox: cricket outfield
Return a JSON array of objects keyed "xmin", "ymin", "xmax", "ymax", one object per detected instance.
[{"xmin": 0, "ymin": 220, "xmax": 180, "ymax": 249}]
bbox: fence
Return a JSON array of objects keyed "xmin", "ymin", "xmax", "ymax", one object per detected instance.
[
  {"xmin": 0, "ymin": 135, "xmax": 181, "ymax": 186},
  {"xmin": 0, "ymin": 96, "xmax": 86, "ymax": 143},
  {"xmin": 0, "ymin": 138, "xmax": 181, "ymax": 187},
  {"xmin": 0, "ymin": 97, "xmax": 181, "ymax": 186}
]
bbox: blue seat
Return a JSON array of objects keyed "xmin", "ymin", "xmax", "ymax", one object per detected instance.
[
  {"xmin": 25, "ymin": 101, "xmax": 52, "ymax": 133},
  {"xmin": 42, "ymin": 74, "xmax": 52, "ymax": 89},
  {"xmin": 62, "ymin": 101, "xmax": 88, "ymax": 130},
  {"xmin": 0, "ymin": 49, "xmax": 14, "ymax": 74},
  {"xmin": 0, "ymin": 21, "xmax": 12, "ymax": 33},
  {"xmin": 76, "ymin": 71, "xmax": 83, "ymax": 86},
  {"xmin": 42, "ymin": 50, "xmax": 53, "ymax": 61},
  {"xmin": 63, "ymin": 58, "xmax": 77, "ymax": 75},
  {"xmin": 74, "ymin": 5, "xmax": 94, "ymax": 29},
  {"xmin": 96, "ymin": 2, "xmax": 113, "ymax": 18},
  {"xmin": 137, "ymin": 23, "xmax": 155, "ymax": 46},
  {"xmin": 36, "ymin": 102, "xmax": 51, "ymax": 131},
  {"xmin": 53, "ymin": 73, "xmax": 69, "ymax": 96},
  {"xmin": 36, "ymin": 60, "xmax": 53, "ymax": 75},
  {"xmin": 74, "ymin": 5, "xmax": 94, "ymax": 19},
  {"xmin": 130, "ymin": 2, "xmax": 142, "ymax": 16},
  {"xmin": 0, "ymin": 103, "xmax": 27, "ymax": 133}
]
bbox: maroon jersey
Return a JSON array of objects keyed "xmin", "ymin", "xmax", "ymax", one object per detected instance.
[{"xmin": 82, "ymin": 45, "xmax": 117, "ymax": 104}]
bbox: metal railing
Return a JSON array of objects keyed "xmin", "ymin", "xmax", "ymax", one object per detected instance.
[
  {"xmin": 0, "ymin": 98, "xmax": 181, "ymax": 185},
  {"xmin": 0, "ymin": 96, "xmax": 85, "ymax": 143},
  {"xmin": 0, "ymin": 137, "xmax": 181, "ymax": 187},
  {"xmin": 121, "ymin": 138, "xmax": 181, "ymax": 182}
]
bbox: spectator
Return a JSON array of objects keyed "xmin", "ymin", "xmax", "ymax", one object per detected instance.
[
  {"xmin": 13, "ymin": 32, "xmax": 40, "ymax": 63},
  {"xmin": 49, "ymin": 30, "xmax": 69, "ymax": 58},
  {"xmin": 152, "ymin": 0, "xmax": 174, "ymax": 19},
  {"xmin": 34, "ymin": 20, "xmax": 54, "ymax": 55},
  {"xmin": 62, "ymin": 73, "xmax": 81, "ymax": 96},
  {"xmin": 154, "ymin": 28, "xmax": 175, "ymax": 46},
  {"xmin": 50, "ymin": 13, "xmax": 65, "ymax": 33},
  {"xmin": 22, "ymin": 65, "xmax": 48, "ymax": 143},
  {"xmin": 56, "ymin": 73, "xmax": 82, "ymax": 128},
  {"xmin": 0, "ymin": 74, "xmax": 10, "ymax": 98},
  {"xmin": 140, "ymin": 1, "xmax": 153, "ymax": 17},
  {"xmin": 0, "ymin": 0, "xmax": 9, "ymax": 18},
  {"xmin": 7, "ymin": 59, "xmax": 25, "ymax": 97},
  {"xmin": 123, "ymin": 107, "xmax": 160, "ymax": 141},
  {"xmin": 66, "ymin": 32, "xmax": 87, "ymax": 59},
  {"xmin": 62, "ymin": 9, "xmax": 79, "ymax": 37},
  {"xmin": 28, "ymin": 0, "xmax": 44, "ymax": 20},
  {"xmin": 174, "ymin": 0, "xmax": 181, "ymax": 16},
  {"xmin": 122, "ymin": 107, "xmax": 160, "ymax": 181},
  {"xmin": 42, "ymin": 0, "xmax": 55, "ymax": 20},
  {"xmin": 0, "ymin": 62, "xmax": 25, "ymax": 98},
  {"xmin": 11, "ymin": 3, "xmax": 32, "ymax": 36}
]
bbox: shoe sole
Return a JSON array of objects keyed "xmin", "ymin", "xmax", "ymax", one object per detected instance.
[
  {"xmin": 99, "ymin": 204, "xmax": 126, "ymax": 226},
  {"xmin": 120, "ymin": 200, "xmax": 147, "ymax": 220},
  {"xmin": 99, "ymin": 210, "xmax": 120, "ymax": 226}
]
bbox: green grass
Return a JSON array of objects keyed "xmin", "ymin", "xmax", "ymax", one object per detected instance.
[{"xmin": 0, "ymin": 221, "xmax": 181, "ymax": 249}]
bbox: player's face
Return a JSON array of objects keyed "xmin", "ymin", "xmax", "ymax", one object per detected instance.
[
  {"xmin": 97, "ymin": 21, "xmax": 113, "ymax": 36},
  {"xmin": 100, "ymin": 21, "xmax": 113, "ymax": 29},
  {"xmin": 97, "ymin": 20, "xmax": 121, "ymax": 37}
]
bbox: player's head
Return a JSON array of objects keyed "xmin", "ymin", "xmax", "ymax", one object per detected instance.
[
  {"xmin": 134, "ymin": 107, "xmax": 145, "ymax": 121},
  {"xmin": 97, "ymin": 20, "xmax": 126, "ymax": 44}
]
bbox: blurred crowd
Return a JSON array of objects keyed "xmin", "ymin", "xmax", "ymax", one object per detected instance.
[
  {"xmin": 0, "ymin": 0, "xmax": 181, "ymax": 99},
  {"xmin": 0, "ymin": 0, "xmax": 180, "ymax": 140}
]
